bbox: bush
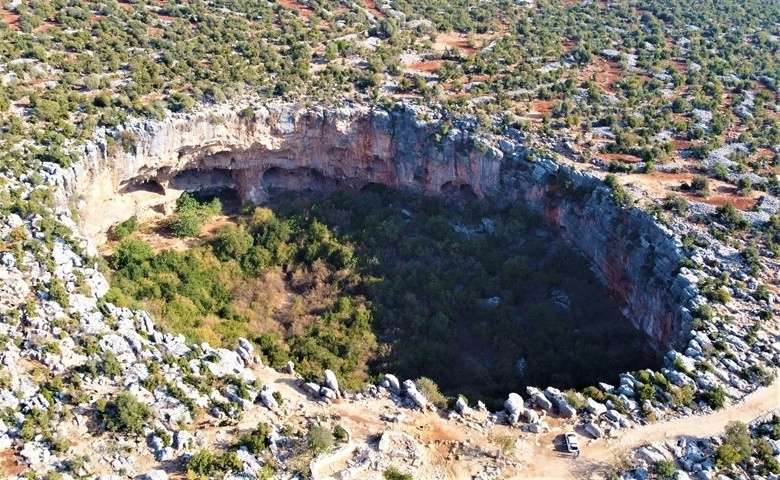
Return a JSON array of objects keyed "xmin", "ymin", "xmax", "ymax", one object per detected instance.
[
  {"xmin": 384, "ymin": 466, "xmax": 413, "ymax": 480},
  {"xmin": 690, "ymin": 176, "xmax": 710, "ymax": 197},
  {"xmin": 100, "ymin": 351, "xmax": 123, "ymax": 377},
  {"xmin": 186, "ymin": 449, "xmax": 216, "ymax": 476},
  {"xmin": 170, "ymin": 209, "xmax": 202, "ymax": 237},
  {"xmin": 308, "ymin": 425, "xmax": 334, "ymax": 454},
  {"xmin": 186, "ymin": 449, "xmax": 243, "ymax": 476},
  {"xmin": 654, "ymin": 459, "xmax": 677, "ymax": 479},
  {"xmin": 636, "ymin": 383, "xmax": 655, "ymax": 403},
  {"xmin": 715, "ymin": 203, "xmax": 748, "ymax": 229},
  {"xmin": 211, "ymin": 224, "xmax": 254, "ymax": 261},
  {"xmin": 414, "ymin": 377, "xmax": 447, "ymax": 409},
  {"xmin": 110, "ymin": 215, "xmax": 139, "ymax": 240},
  {"xmin": 333, "ymin": 425, "xmax": 348, "ymax": 442},
  {"xmin": 715, "ymin": 421, "xmax": 751, "ymax": 468},
  {"xmin": 111, "ymin": 238, "xmax": 153, "ymax": 270},
  {"xmin": 99, "ymin": 392, "xmax": 151, "ymax": 434},
  {"xmin": 48, "ymin": 278, "xmax": 69, "ymax": 307},
  {"xmin": 236, "ymin": 422, "xmax": 272, "ymax": 455},
  {"xmin": 703, "ymin": 385, "xmax": 726, "ymax": 410}
]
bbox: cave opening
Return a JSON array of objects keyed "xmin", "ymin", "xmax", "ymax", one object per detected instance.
[
  {"xmin": 118, "ymin": 178, "xmax": 166, "ymax": 196},
  {"xmin": 262, "ymin": 167, "xmax": 347, "ymax": 198}
]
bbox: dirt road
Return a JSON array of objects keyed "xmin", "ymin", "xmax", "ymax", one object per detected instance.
[{"xmin": 520, "ymin": 379, "xmax": 780, "ymax": 479}]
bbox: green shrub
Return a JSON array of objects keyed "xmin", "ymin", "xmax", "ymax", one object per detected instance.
[
  {"xmin": 654, "ymin": 459, "xmax": 677, "ymax": 480},
  {"xmin": 98, "ymin": 392, "xmax": 151, "ymax": 434},
  {"xmin": 636, "ymin": 383, "xmax": 655, "ymax": 403},
  {"xmin": 690, "ymin": 176, "xmax": 710, "ymax": 197},
  {"xmin": 236, "ymin": 422, "xmax": 271, "ymax": 455},
  {"xmin": 384, "ymin": 466, "xmax": 414, "ymax": 480},
  {"xmin": 414, "ymin": 377, "xmax": 447, "ymax": 409},
  {"xmin": 100, "ymin": 351, "xmax": 123, "ymax": 377},
  {"xmin": 186, "ymin": 449, "xmax": 243, "ymax": 476},
  {"xmin": 308, "ymin": 425, "xmax": 334, "ymax": 454},
  {"xmin": 111, "ymin": 238, "xmax": 153, "ymax": 270},
  {"xmin": 703, "ymin": 386, "xmax": 726, "ymax": 410},
  {"xmin": 713, "ymin": 422, "xmax": 753, "ymax": 468},
  {"xmin": 110, "ymin": 216, "xmax": 139, "ymax": 240},
  {"xmin": 170, "ymin": 210, "xmax": 202, "ymax": 238},
  {"xmin": 333, "ymin": 425, "xmax": 348, "ymax": 442},
  {"xmin": 48, "ymin": 279, "xmax": 69, "ymax": 307}
]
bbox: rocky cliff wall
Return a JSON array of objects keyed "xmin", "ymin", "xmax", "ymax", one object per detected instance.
[
  {"xmin": 63, "ymin": 102, "xmax": 503, "ymax": 238},
  {"xmin": 60, "ymin": 101, "xmax": 695, "ymax": 350},
  {"xmin": 499, "ymin": 158, "xmax": 696, "ymax": 349}
]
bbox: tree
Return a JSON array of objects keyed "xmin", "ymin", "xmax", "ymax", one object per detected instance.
[
  {"xmin": 716, "ymin": 421, "xmax": 751, "ymax": 468},
  {"xmin": 170, "ymin": 209, "xmax": 202, "ymax": 237},
  {"xmin": 99, "ymin": 392, "xmax": 151, "ymax": 434},
  {"xmin": 211, "ymin": 224, "xmax": 254, "ymax": 261},
  {"xmin": 111, "ymin": 238, "xmax": 153, "ymax": 270}
]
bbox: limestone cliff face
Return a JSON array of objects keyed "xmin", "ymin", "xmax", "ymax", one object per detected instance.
[
  {"xmin": 62, "ymin": 101, "xmax": 695, "ymax": 350},
  {"xmin": 67, "ymin": 103, "xmax": 503, "ymax": 238},
  {"xmin": 500, "ymin": 159, "xmax": 695, "ymax": 350}
]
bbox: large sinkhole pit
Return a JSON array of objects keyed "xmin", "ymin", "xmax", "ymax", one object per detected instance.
[{"xmin": 105, "ymin": 180, "xmax": 661, "ymax": 409}]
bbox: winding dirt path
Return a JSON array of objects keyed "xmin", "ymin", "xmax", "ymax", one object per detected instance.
[{"xmin": 521, "ymin": 379, "xmax": 780, "ymax": 478}]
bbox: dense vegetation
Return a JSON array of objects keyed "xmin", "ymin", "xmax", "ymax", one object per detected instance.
[{"xmin": 108, "ymin": 188, "xmax": 654, "ymax": 406}]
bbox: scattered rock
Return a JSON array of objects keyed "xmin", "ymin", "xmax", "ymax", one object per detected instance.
[
  {"xmin": 324, "ymin": 369, "xmax": 341, "ymax": 398},
  {"xmin": 504, "ymin": 393, "xmax": 524, "ymax": 424},
  {"xmin": 584, "ymin": 422, "xmax": 603, "ymax": 439},
  {"xmin": 138, "ymin": 470, "xmax": 168, "ymax": 480},
  {"xmin": 258, "ymin": 385, "xmax": 279, "ymax": 410}
]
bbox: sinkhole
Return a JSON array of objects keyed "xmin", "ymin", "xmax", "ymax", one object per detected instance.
[{"xmin": 107, "ymin": 172, "xmax": 661, "ymax": 409}]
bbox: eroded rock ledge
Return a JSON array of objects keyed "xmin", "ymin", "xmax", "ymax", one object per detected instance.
[{"xmin": 61, "ymin": 101, "xmax": 696, "ymax": 351}]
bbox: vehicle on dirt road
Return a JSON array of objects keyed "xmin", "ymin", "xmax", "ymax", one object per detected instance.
[{"xmin": 565, "ymin": 431, "xmax": 579, "ymax": 454}]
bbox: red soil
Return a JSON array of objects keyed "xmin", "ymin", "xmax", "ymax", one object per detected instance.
[
  {"xmin": 1, "ymin": 7, "xmax": 20, "ymax": 30},
  {"xmin": 361, "ymin": 0, "xmax": 387, "ymax": 20},
  {"xmin": 685, "ymin": 192, "xmax": 757, "ymax": 210},
  {"xmin": 406, "ymin": 60, "xmax": 444, "ymax": 74},
  {"xmin": 600, "ymin": 153, "xmax": 643, "ymax": 163},
  {"xmin": 277, "ymin": 0, "xmax": 315, "ymax": 18}
]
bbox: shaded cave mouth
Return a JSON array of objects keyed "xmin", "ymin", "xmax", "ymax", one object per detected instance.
[{"xmin": 117, "ymin": 164, "xmax": 662, "ymax": 406}]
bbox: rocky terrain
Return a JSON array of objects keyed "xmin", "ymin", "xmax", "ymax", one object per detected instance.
[{"xmin": 0, "ymin": 97, "xmax": 777, "ymax": 479}]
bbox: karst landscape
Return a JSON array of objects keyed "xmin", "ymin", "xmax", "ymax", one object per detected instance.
[{"xmin": 0, "ymin": 0, "xmax": 780, "ymax": 479}]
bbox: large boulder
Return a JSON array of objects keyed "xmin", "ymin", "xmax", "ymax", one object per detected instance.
[
  {"xmin": 504, "ymin": 393, "xmax": 524, "ymax": 424},
  {"xmin": 523, "ymin": 409, "xmax": 539, "ymax": 424},
  {"xmin": 139, "ymin": 471, "xmax": 168, "ymax": 480},
  {"xmin": 324, "ymin": 369, "xmax": 341, "ymax": 398},
  {"xmin": 383, "ymin": 374, "xmax": 401, "ymax": 393},
  {"xmin": 587, "ymin": 398, "xmax": 607, "ymax": 416},
  {"xmin": 532, "ymin": 393, "xmax": 553, "ymax": 411},
  {"xmin": 301, "ymin": 382, "xmax": 321, "ymax": 397},
  {"xmin": 454, "ymin": 397, "xmax": 471, "ymax": 415},
  {"xmin": 584, "ymin": 422, "xmax": 603, "ymax": 439},
  {"xmin": 403, "ymin": 380, "xmax": 427, "ymax": 409},
  {"xmin": 205, "ymin": 348, "xmax": 246, "ymax": 378},
  {"xmin": 558, "ymin": 401, "xmax": 577, "ymax": 418},
  {"xmin": 258, "ymin": 385, "xmax": 278, "ymax": 410}
]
